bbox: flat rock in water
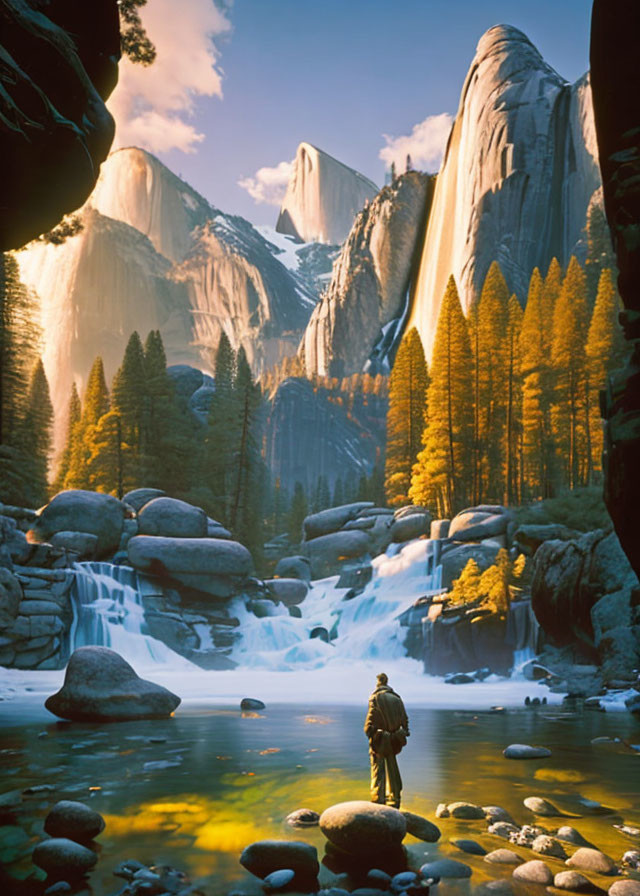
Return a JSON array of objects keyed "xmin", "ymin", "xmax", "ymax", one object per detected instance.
[
  {"xmin": 513, "ymin": 860, "xmax": 554, "ymax": 885},
  {"xmin": 240, "ymin": 840, "xmax": 319, "ymax": 880},
  {"xmin": 319, "ymin": 802, "xmax": 406, "ymax": 856},
  {"xmin": 524, "ymin": 796, "xmax": 563, "ymax": 817},
  {"xmin": 451, "ymin": 838, "xmax": 486, "ymax": 856},
  {"xmin": 447, "ymin": 801, "xmax": 485, "ymax": 819},
  {"xmin": 504, "ymin": 744, "xmax": 552, "ymax": 759},
  {"xmin": 241, "ymin": 698, "xmax": 266, "ymax": 711},
  {"xmin": 32, "ymin": 838, "xmax": 97, "ymax": 877},
  {"xmin": 556, "ymin": 826, "xmax": 596, "ymax": 848},
  {"xmin": 445, "ymin": 674, "xmax": 475, "ymax": 685},
  {"xmin": 566, "ymin": 848, "xmax": 617, "ymax": 875},
  {"xmin": 401, "ymin": 811, "xmax": 440, "ymax": 842},
  {"xmin": 391, "ymin": 871, "xmax": 418, "ymax": 892},
  {"xmin": 45, "ymin": 647, "xmax": 180, "ymax": 722},
  {"xmin": 286, "ymin": 808, "xmax": 320, "ymax": 828},
  {"xmin": 489, "ymin": 822, "xmax": 520, "ymax": 839},
  {"xmin": 609, "ymin": 882, "xmax": 640, "ymax": 896},
  {"xmin": 44, "ymin": 801, "xmax": 105, "ymax": 842},
  {"xmin": 484, "ymin": 849, "xmax": 522, "ymax": 865},
  {"xmin": 555, "ymin": 871, "xmax": 607, "ymax": 893},
  {"xmin": 532, "ymin": 834, "xmax": 568, "ymax": 858},
  {"xmin": 419, "ymin": 859, "xmax": 472, "ymax": 879},
  {"xmin": 263, "ymin": 869, "xmax": 295, "ymax": 891},
  {"xmin": 483, "ymin": 806, "xmax": 515, "ymax": 824}
]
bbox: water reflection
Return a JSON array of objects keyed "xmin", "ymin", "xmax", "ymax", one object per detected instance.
[{"xmin": 1, "ymin": 705, "xmax": 639, "ymax": 893}]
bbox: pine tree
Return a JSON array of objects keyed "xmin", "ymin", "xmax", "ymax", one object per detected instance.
[
  {"xmin": 478, "ymin": 548, "xmax": 511, "ymax": 615},
  {"xmin": 313, "ymin": 475, "xmax": 331, "ymax": 512},
  {"xmin": 53, "ymin": 382, "xmax": 81, "ymax": 494},
  {"xmin": 65, "ymin": 357, "xmax": 110, "ymax": 489},
  {"xmin": 585, "ymin": 199, "xmax": 617, "ymax": 305},
  {"xmin": 18, "ymin": 359, "xmax": 54, "ymax": 506},
  {"xmin": 384, "ymin": 327, "xmax": 429, "ymax": 507},
  {"xmin": 551, "ymin": 256, "xmax": 589, "ymax": 489},
  {"xmin": 504, "ymin": 294, "xmax": 523, "ymax": 505},
  {"xmin": 541, "ymin": 258, "xmax": 563, "ymax": 353},
  {"xmin": 470, "ymin": 261, "xmax": 510, "ymax": 503},
  {"xmin": 520, "ymin": 268, "xmax": 555, "ymax": 498},
  {"xmin": 448, "ymin": 558, "xmax": 481, "ymax": 606},
  {"xmin": 85, "ymin": 410, "xmax": 128, "ymax": 497},
  {"xmin": 410, "ymin": 276, "xmax": 473, "ymax": 517},
  {"xmin": 229, "ymin": 347, "xmax": 263, "ymax": 560},
  {"xmin": 332, "ymin": 477, "xmax": 344, "ymax": 507},
  {"xmin": 112, "ymin": 331, "xmax": 146, "ymax": 452},
  {"xmin": 585, "ymin": 268, "xmax": 627, "ymax": 475},
  {"xmin": 289, "ymin": 481, "xmax": 307, "ymax": 542},
  {"xmin": 206, "ymin": 333, "xmax": 238, "ymax": 524}
]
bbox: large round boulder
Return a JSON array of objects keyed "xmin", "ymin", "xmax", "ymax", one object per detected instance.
[
  {"xmin": 127, "ymin": 536, "xmax": 253, "ymax": 597},
  {"xmin": 122, "ymin": 488, "xmax": 166, "ymax": 512},
  {"xmin": 32, "ymin": 838, "xmax": 98, "ymax": 877},
  {"xmin": 44, "ymin": 801, "xmax": 105, "ymax": 842},
  {"xmin": 28, "ymin": 490, "xmax": 125, "ymax": 556},
  {"xmin": 274, "ymin": 556, "xmax": 312, "ymax": 582},
  {"xmin": 138, "ymin": 497, "xmax": 207, "ymax": 538},
  {"xmin": 240, "ymin": 840, "xmax": 319, "ymax": 880},
  {"xmin": 303, "ymin": 503, "xmax": 374, "ymax": 540},
  {"xmin": 303, "ymin": 531, "xmax": 371, "ymax": 579},
  {"xmin": 49, "ymin": 531, "xmax": 98, "ymax": 559},
  {"xmin": 449, "ymin": 506, "xmax": 511, "ymax": 542},
  {"xmin": 319, "ymin": 801, "xmax": 406, "ymax": 856},
  {"xmin": 390, "ymin": 512, "xmax": 432, "ymax": 544},
  {"xmin": 265, "ymin": 579, "xmax": 308, "ymax": 606},
  {"xmin": 45, "ymin": 646, "xmax": 181, "ymax": 722}
]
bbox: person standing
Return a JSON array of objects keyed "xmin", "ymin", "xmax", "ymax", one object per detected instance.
[{"xmin": 364, "ymin": 672, "xmax": 410, "ymax": 808}]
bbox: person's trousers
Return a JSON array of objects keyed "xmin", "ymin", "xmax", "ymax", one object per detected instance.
[{"xmin": 369, "ymin": 747, "xmax": 402, "ymax": 808}]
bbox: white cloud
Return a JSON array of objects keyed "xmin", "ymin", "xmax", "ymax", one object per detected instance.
[
  {"xmin": 379, "ymin": 112, "xmax": 454, "ymax": 173},
  {"xmin": 108, "ymin": 0, "xmax": 231, "ymax": 155},
  {"xmin": 238, "ymin": 160, "xmax": 293, "ymax": 206}
]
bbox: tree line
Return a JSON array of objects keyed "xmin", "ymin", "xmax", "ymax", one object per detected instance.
[{"xmin": 385, "ymin": 255, "xmax": 626, "ymax": 518}]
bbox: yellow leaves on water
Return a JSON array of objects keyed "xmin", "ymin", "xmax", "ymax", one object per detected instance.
[
  {"xmin": 259, "ymin": 748, "xmax": 281, "ymax": 755},
  {"xmin": 534, "ymin": 768, "xmax": 587, "ymax": 784},
  {"xmin": 302, "ymin": 716, "xmax": 334, "ymax": 725}
]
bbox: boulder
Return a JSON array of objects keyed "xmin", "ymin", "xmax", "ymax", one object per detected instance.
[
  {"xmin": 419, "ymin": 859, "xmax": 471, "ymax": 879},
  {"xmin": 556, "ymin": 827, "xmax": 595, "ymax": 848},
  {"xmin": 430, "ymin": 520, "xmax": 450, "ymax": 539},
  {"xmin": 513, "ymin": 861, "xmax": 554, "ymax": 885},
  {"xmin": 0, "ymin": 569, "xmax": 22, "ymax": 626},
  {"xmin": 566, "ymin": 849, "xmax": 617, "ymax": 875},
  {"xmin": 532, "ymin": 835, "xmax": 568, "ymax": 859},
  {"xmin": 524, "ymin": 796, "xmax": 563, "ymax": 816},
  {"xmin": 29, "ymin": 490, "xmax": 125, "ymax": 556},
  {"xmin": 138, "ymin": 497, "xmax": 207, "ymax": 539},
  {"xmin": 206, "ymin": 518, "xmax": 232, "ymax": 539},
  {"xmin": 264, "ymin": 869, "xmax": 295, "ymax": 891},
  {"xmin": 401, "ymin": 811, "xmax": 440, "ymax": 842},
  {"xmin": 286, "ymin": 808, "xmax": 320, "ymax": 828},
  {"xmin": 609, "ymin": 883, "xmax": 640, "ymax": 896},
  {"xmin": 319, "ymin": 801, "xmax": 406, "ymax": 856},
  {"xmin": 49, "ymin": 531, "xmax": 98, "ymax": 559},
  {"xmin": 394, "ymin": 505, "xmax": 430, "ymax": 520},
  {"xmin": 302, "ymin": 531, "xmax": 371, "ymax": 579},
  {"xmin": 240, "ymin": 840, "xmax": 319, "ymax": 880},
  {"xmin": 390, "ymin": 513, "xmax": 432, "ymax": 544},
  {"xmin": 489, "ymin": 822, "xmax": 519, "ymax": 839},
  {"xmin": 483, "ymin": 806, "xmax": 515, "ymax": 824},
  {"xmin": 127, "ymin": 536, "xmax": 253, "ymax": 596},
  {"xmin": 304, "ymin": 503, "xmax": 374, "ymax": 540},
  {"xmin": 440, "ymin": 542, "xmax": 501, "ymax": 589},
  {"xmin": 0, "ymin": 515, "xmax": 30, "ymax": 564},
  {"xmin": 274, "ymin": 556, "xmax": 312, "ymax": 583},
  {"xmin": 503, "ymin": 744, "xmax": 551, "ymax": 759},
  {"xmin": 241, "ymin": 698, "xmax": 265, "ymax": 711},
  {"xmin": 44, "ymin": 801, "xmax": 105, "ymax": 842},
  {"xmin": 122, "ymin": 488, "xmax": 165, "ymax": 512},
  {"xmin": 32, "ymin": 838, "xmax": 97, "ymax": 877},
  {"xmin": 554, "ymin": 871, "xmax": 605, "ymax": 893},
  {"xmin": 515, "ymin": 524, "xmax": 580, "ymax": 556},
  {"xmin": 265, "ymin": 579, "xmax": 308, "ymax": 606},
  {"xmin": 447, "ymin": 802, "xmax": 485, "ymax": 819},
  {"xmin": 484, "ymin": 849, "xmax": 522, "ymax": 865},
  {"xmin": 451, "ymin": 839, "xmax": 486, "ymax": 856},
  {"xmin": 45, "ymin": 646, "xmax": 181, "ymax": 721},
  {"xmin": 449, "ymin": 507, "xmax": 511, "ymax": 543}
]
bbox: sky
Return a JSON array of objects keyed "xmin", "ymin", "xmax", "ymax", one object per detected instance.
[{"xmin": 108, "ymin": 0, "xmax": 592, "ymax": 227}]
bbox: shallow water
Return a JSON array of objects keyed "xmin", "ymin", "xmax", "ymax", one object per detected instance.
[{"xmin": 1, "ymin": 702, "xmax": 639, "ymax": 894}]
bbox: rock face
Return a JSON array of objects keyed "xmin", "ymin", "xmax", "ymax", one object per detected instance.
[
  {"xmin": 45, "ymin": 646, "xmax": 181, "ymax": 721},
  {"xmin": 17, "ymin": 147, "xmax": 318, "ymax": 452},
  {"xmin": 276, "ymin": 142, "xmax": 378, "ymax": 245},
  {"xmin": 301, "ymin": 172, "xmax": 433, "ymax": 377},
  {"xmin": 407, "ymin": 25, "xmax": 600, "ymax": 359},
  {"xmin": 531, "ymin": 529, "xmax": 640, "ymax": 679},
  {"xmin": 319, "ymin": 801, "xmax": 407, "ymax": 856},
  {"xmin": 127, "ymin": 536, "xmax": 253, "ymax": 598},
  {"xmin": 1, "ymin": 0, "xmax": 120, "ymax": 249},
  {"xmin": 28, "ymin": 490, "xmax": 125, "ymax": 556}
]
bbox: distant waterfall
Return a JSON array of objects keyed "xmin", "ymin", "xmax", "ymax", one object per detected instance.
[
  {"xmin": 230, "ymin": 538, "xmax": 444, "ymax": 670},
  {"xmin": 68, "ymin": 562, "xmax": 186, "ymax": 667}
]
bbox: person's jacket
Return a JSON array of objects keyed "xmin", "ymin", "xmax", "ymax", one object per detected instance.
[{"xmin": 364, "ymin": 685, "xmax": 409, "ymax": 755}]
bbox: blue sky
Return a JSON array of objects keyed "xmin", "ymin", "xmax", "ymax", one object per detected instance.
[{"xmin": 121, "ymin": 0, "xmax": 593, "ymax": 226}]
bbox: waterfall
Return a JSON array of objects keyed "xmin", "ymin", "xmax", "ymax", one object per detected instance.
[
  {"xmin": 68, "ymin": 562, "xmax": 188, "ymax": 667},
  {"xmin": 230, "ymin": 538, "xmax": 444, "ymax": 670}
]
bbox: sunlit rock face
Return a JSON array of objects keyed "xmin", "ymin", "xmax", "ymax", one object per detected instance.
[
  {"xmin": 276, "ymin": 142, "xmax": 378, "ymax": 245},
  {"xmin": 17, "ymin": 148, "xmax": 316, "ymax": 451},
  {"xmin": 408, "ymin": 25, "xmax": 601, "ymax": 359},
  {"xmin": 301, "ymin": 172, "xmax": 433, "ymax": 377}
]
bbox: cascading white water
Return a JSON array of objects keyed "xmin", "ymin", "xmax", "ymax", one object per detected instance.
[
  {"xmin": 69, "ymin": 562, "xmax": 188, "ymax": 667},
  {"xmin": 229, "ymin": 538, "xmax": 443, "ymax": 670}
]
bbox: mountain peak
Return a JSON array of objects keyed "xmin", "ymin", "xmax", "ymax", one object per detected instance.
[{"xmin": 276, "ymin": 142, "xmax": 378, "ymax": 245}]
